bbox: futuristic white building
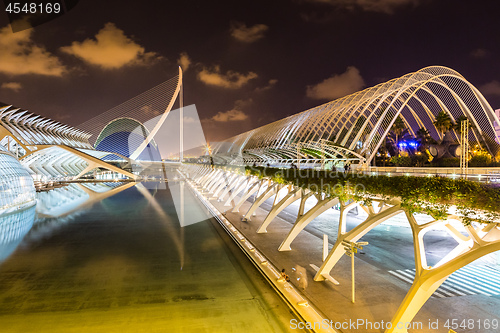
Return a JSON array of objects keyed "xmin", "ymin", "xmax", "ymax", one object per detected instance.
[
  {"xmin": 0, "ymin": 68, "xmax": 184, "ymax": 185},
  {"xmin": 0, "ymin": 144, "xmax": 35, "ymax": 215},
  {"xmin": 212, "ymin": 66, "xmax": 500, "ymax": 167},
  {"xmin": 94, "ymin": 117, "xmax": 162, "ymax": 161},
  {"xmin": 494, "ymin": 109, "xmax": 500, "ymax": 143},
  {"xmin": 0, "ymin": 103, "xmax": 136, "ymax": 180}
]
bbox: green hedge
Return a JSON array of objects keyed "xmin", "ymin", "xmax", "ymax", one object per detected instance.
[{"xmin": 236, "ymin": 166, "xmax": 500, "ymax": 224}]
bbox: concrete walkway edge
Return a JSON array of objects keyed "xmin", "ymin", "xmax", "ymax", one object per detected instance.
[{"xmin": 183, "ymin": 175, "xmax": 338, "ymax": 333}]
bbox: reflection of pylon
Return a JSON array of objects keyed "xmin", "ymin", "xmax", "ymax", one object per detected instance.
[
  {"xmin": 460, "ymin": 119, "xmax": 469, "ymax": 177},
  {"xmin": 180, "ymin": 73, "xmax": 184, "ymax": 163}
]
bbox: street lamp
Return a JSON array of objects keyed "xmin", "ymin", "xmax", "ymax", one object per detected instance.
[
  {"xmin": 342, "ymin": 240, "xmax": 369, "ymax": 303},
  {"xmin": 203, "ymin": 142, "xmax": 212, "ymax": 156}
]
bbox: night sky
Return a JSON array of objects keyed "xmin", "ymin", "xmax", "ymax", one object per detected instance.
[{"xmin": 0, "ymin": 0, "xmax": 499, "ymax": 142}]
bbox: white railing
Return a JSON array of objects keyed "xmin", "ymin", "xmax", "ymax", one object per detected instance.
[{"xmin": 365, "ymin": 166, "xmax": 500, "ymax": 182}]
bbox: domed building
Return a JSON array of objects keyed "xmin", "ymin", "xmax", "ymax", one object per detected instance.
[
  {"xmin": 0, "ymin": 145, "xmax": 36, "ymax": 215},
  {"xmin": 94, "ymin": 118, "xmax": 162, "ymax": 161}
]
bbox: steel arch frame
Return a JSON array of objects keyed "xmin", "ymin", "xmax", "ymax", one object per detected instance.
[{"xmin": 212, "ymin": 66, "xmax": 499, "ymax": 166}]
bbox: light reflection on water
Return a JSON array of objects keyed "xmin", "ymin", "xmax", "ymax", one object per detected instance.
[
  {"xmin": 0, "ymin": 181, "xmax": 135, "ymax": 263},
  {"xmin": 0, "ymin": 179, "xmax": 211, "ymax": 266},
  {"xmin": 0, "ymin": 206, "xmax": 36, "ymax": 262},
  {"xmin": 0, "ymin": 178, "xmax": 296, "ymax": 332}
]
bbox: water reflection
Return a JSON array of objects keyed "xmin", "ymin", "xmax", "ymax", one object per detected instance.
[
  {"xmin": 37, "ymin": 182, "xmax": 136, "ymax": 218},
  {"xmin": 0, "ymin": 206, "xmax": 36, "ymax": 262},
  {"xmin": 0, "ymin": 178, "xmax": 296, "ymax": 331},
  {"xmin": 0, "ymin": 182, "xmax": 136, "ymax": 262},
  {"xmin": 136, "ymin": 182, "xmax": 186, "ymax": 269},
  {"xmin": 0, "ymin": 179, "xmax": 210, "ymax": 264}
]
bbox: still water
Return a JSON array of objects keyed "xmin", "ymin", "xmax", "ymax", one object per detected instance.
[{"xmin": 0, "ymin": 181, "xmax": 300, "ymax": 332}]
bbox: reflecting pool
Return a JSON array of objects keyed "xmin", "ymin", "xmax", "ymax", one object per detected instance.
[{"xmin": 0, "ymin": 180, "xmax": 299, "ymax": 332}]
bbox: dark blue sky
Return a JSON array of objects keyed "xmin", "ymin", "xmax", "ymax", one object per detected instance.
[{"xmin": 0, "ymin": 0, "xmax": 499, "ymax": 141}]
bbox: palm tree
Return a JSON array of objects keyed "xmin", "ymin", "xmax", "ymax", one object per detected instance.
[
  {"xmin": 416, "ymin": 128, "xmax": 435, "ymax": 152},
  {"xmin": 453, "ymin": 115, "xmax": 473, "ymax": 139},
  {"xmin": 377, "ymin": 144, "xmax": 389, "ymax": 166},
  {"xmin": 391, "ymin": 117, "xmax": 406, "ymax": 148},
  {"xmin": 386, "ymin": 127, "xmax": 412, "ymax": 156},
  {"xmin": 433, "ymin": 111, "xmax": 453, "ymax": 139}
]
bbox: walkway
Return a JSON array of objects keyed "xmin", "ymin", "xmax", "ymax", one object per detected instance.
[{"xmin": 204, "ymin": 186, "xmax": 500, "ymax": 333}]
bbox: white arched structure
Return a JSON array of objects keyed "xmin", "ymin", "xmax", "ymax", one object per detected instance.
[
  {"xmin": 0, "ymin": 104, "xmax": 135, "ymax": 180},
  {"xmin": 184, "ymin": 164, "xmax": 500, "ymax": 333},
  {"xmin": 129, "ymin": 67, "xmax": 182, "ymax": 160},
  {"xmin": 212, "ymin": 66, "xmax": 500, "ymax": 166}
]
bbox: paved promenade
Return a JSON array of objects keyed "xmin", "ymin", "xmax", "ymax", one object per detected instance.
[{"xmin": 204, "ymin": 189, "xmax": 500, "ymax": 333}]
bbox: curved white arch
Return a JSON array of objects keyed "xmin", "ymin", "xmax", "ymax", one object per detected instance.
[
  {"xmin": 213, "ymin": 66, "xmax": 500, "ymax": 165},
  {"xmin": 129, "ymin": 67, "xmax": 182, "ymax": 160}
]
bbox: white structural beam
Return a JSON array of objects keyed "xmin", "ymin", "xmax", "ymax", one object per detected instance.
[
  {"xmin": 209, "ymin": 66, "xmax": 499, "ymax": 167},
  {"xmin": 129, "ymin": 67, "xmax": 183, "ymax": 160},
  {"xmin": 183, "ymin": 165, "xmax": 500, "ymax": 333}
]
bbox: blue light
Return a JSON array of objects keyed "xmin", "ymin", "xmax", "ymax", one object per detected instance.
[{"xmin": 399, "ymin": 141, "xmax": 418, "ymax": 149}]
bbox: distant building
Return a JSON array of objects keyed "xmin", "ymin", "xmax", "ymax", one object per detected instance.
[
  {"xmin": 94, "ymin": 117, "xmax": 161, "ymax": 161},
  {"xmin": 0, "ymin": 103, "xmax": 135, "ymax": 180},
  {"xmin": 495, "ymin": 109, "xmax": 500, "ymax": 144}
]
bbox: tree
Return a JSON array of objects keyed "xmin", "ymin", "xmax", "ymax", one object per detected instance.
[
  {"xmin": 391, "ymin": 117, "xmax": 406, "ymax": 145},
  {"xmin": 453, "ymin": 115, "xmax": 473, "ymax": 138},
  {"xmin": 384, "ymin": 117, "xmax": 408, "ymax": 156},
  {"xmin": 416, "ymin": 128, "xmax": 435, "ymax": 152},
  {"xmin": 433, "ymin": 111, "xmax": 453, "ymax": 138}
]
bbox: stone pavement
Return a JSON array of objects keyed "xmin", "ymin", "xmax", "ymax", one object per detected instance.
[{"xmin": 206, "ymin": 193, "xmax": 500, "ymax": 333}]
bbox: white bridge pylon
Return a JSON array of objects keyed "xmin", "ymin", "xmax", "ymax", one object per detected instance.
[
  {"xmin": 184, "ymin": 164, "xmax": 500, "ymax": 333},
  {"xmin": 129, "ymin": 67, "xmax": 183, "ymax": 161}
]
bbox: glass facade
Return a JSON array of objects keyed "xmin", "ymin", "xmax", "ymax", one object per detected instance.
[
  {"xmin": 95, "ymin": 118, "xmax": 161, "ymax": 161},
  {"xmin": 0, "ymin": 145, "xmax": 36, "ymax": 215}
]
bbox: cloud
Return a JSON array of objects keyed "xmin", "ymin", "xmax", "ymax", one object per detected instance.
[
  {"xmin": 177, "ymin": 52, "xmax": 191, "ymax": 72},
  {"xmin": 140, "ymin": 105, "xmax": 161, "ymax": 116},
  {"xmin": 306, "ymin": 66, "xmax": 365, "ymax": 100},
  {"xmin": 0, "ymin": 23, "xmax": 66, "ymax": 76},
  {"xmin": 230, "ymin": 22, "xmax": 269, "ymax": 42},
  {"xmin": 206, "ymin": 99, "xmax": 252, "ymax": 123},
  {"xmin": 255, "ymin": 79, "xmax": 278, "ymax": 92},
  {"xmin": 212, "ymin": 109, "xmax": 249, "ymax": 122},
  {"xmin": 54, "ymin": 112, "xmax": 71, "ymax": 121},
  {"xmin": 197, "ymin": 65, "xmax": 258, "ymax": 88},
  {"xmin": 216, "ymin": 99, "xmax": 251, "ymax": 122},
  {"xmin": 480, "ymin": 80, "xmax": 500, "ymax": 96},
  {"xmin": 201, "ymin": 99, "xmax": 253, "ymax": 141},
  {"xmin": 305, "ymin": 0, "xmax": 421, "ymax": 14},
  {"xmin": 61, "ymin": 23, "xmax": 160, "ymax": 69},
  {"xmin": 1, "ymin": 82, "xmax": 22, "ymax": 92},
  {"xmin": 470, "ymin": 48, "xmax": 490, "ymax": 59}
]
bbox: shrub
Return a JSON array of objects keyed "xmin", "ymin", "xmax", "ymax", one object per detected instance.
[
  {"xmin": 241, "ymin": 166, "xmax": 500, "ymax": 223},
  {"xmin": 390, "ymin": 156, "xmax": 412, "ymax": 167},
  {"xmin": 469, "ymin": 154, "xmax": 492, "ymax": 167},
  {"xmin": 431, "ymin": 157, "xmax": 460, "ymax": 167}
]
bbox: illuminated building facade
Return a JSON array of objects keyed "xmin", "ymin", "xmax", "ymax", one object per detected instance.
[{"xmin": 0, "ymin": 144, "xmax": 35, "ymax": 215}]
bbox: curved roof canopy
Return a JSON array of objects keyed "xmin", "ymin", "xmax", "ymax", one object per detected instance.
[
  {"xmin": 213, "ymin": 66, "xmax": 500, "ymax": 164},
  {"xmin": 0, "ymin": 103, "xmax": 92, "ymax": 149}
]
